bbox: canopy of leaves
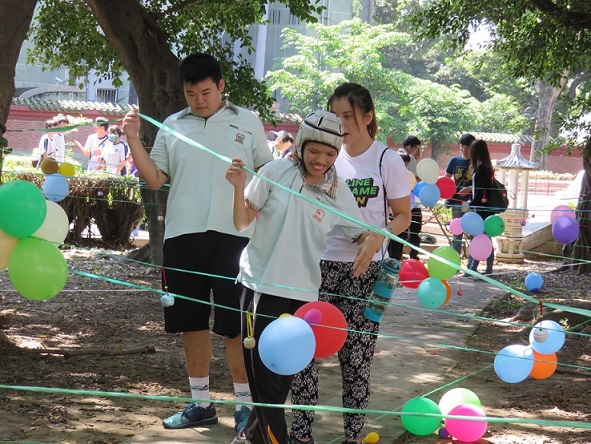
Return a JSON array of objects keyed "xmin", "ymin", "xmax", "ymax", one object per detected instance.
[
  {"xmin": 266, "ymin": 19, "xmax": 526, "ymax": 147},
  {"xmin": 28, "ymin": 0, "xmax": 324, "ymax": 122}
]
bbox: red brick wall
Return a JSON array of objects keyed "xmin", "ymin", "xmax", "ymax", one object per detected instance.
[
  {"xmin": 387, "ymin": 136, "xmax": 583, "ymax": 176},
  {"xmin": 5, "ymin": 106, "xmax": 584, "ymax": 175}
]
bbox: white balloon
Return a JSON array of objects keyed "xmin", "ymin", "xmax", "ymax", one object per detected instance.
[
  {"xmin": 32, "ymin": 200, "xmax": 70, "ymax": 244},
  {"xmin": 416, "ymin": 158, "xmax": 440, "ymax": 184}
]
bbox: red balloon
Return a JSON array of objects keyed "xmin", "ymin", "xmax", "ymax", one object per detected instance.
[
  {"xmin": 399, "ymin": 259, "xmax": 429, "ymax": 289},
  {"xmin": 294, "ymin": 301, "xmax": 348, "ymax": 359},
  {"xmin": 436, "ymin": 176, "xmax": 456, "ymax": 199}
]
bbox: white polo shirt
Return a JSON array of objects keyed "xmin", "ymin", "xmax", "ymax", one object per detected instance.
[
  {"xmin": 151, "ymin": 102, "xmax": 273, "ymax": 240},
  {"xmin": 238, "ymin": 159, "xmax": 366, "ymax": 302}
]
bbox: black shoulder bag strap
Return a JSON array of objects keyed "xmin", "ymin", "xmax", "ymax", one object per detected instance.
[{"xmin": 379, "ymin": 148, "xmax": 389, "ymax": 225}]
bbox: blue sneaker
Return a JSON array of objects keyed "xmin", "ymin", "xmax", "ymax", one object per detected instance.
[
  {"xmin": 162, "ymin": 403, "xmax": 218, "ymax": 429},
  {"xmin": 234, "ymin": 406, "xmax": 251, "ymax": 433}
]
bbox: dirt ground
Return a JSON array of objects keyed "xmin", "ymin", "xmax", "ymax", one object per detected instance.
[{"xmin": 0, "ymin": 248, "xmax": 590, "ymax": 444}]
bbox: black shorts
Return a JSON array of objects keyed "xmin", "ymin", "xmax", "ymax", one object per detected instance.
[{"xmin": 162, "ymin": 231, "xmax": 248, "ymax": 337}]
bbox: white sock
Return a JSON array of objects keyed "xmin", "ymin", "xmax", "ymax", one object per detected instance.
[
  {"xmin": 189, "ymin": 376, "xmax": 211, "ymax": 408},
  {"xmin": 234, "ymin": 382, "xmax": 252, "ymax": 411}
]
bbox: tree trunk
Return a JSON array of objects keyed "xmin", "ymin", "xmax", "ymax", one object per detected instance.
[
  {"xmin": 429, "ymin": 139, "xmax": 445, "ymax": 163},
  {"xmin": 573, "ymin": 139, "xmax": 591, "ymax": 274},
  {"xmin": 0, "ymin": 0, "xmax": 38, "ymax": 180},
  {"xmin": 85, "ymin": 0, "xmax": 187, "ymax": 264},
  {"xmin": 529, "ymin": 78, "xmax": 567, "ymax": 169}
]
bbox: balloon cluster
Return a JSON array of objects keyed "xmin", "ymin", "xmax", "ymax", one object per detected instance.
[
  {"xmin": 399, "ymin": 246, "xmax": 458, "ymax": 308},
  {"xmin": 401, "ymin": 388, "xmax": 487, "ymax": 442},
  {"xmin": 411, "ymin": 159, "xmax": 455, "ymax": 207},
  {"xmin": 0, "ymin": 180, "xmax": 69, "ymax": 300},
  {"xmin": 449, "ymin": 213, "xmax": 505, "ymax": 261},
  {"xmin": 550, "ymin": 205, "xmax": 578, "ymax": 244},
  {"xmin": 40, "ymin": 160, "xmax": 75, "ymax": 202},
  {"xmin": 257, "ymin": 302, "xmax": 347, "ymax": 375},
  {"xmin": 494, "ymin": 319, "xmax": 564, "ymax": 383}
]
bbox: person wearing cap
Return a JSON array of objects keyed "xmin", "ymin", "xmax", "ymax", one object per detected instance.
[
  {"xmin": 291, "ymin": 84, "xmax": 411, "ymax": 444},
  {"xmin": 226, "ymin": 110, "xmax": 381, "ymax": 444}
]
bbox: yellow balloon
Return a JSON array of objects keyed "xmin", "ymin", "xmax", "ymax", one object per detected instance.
[
  {"xmin": 408, "ymin": 170, "xmax": 417, "ymax": 191},
  {"xmin": 0, "ymin": 228, "xmax": 18, "ymax": 269},
  {"xmin": 279, "ymin": 313, "xmax": 292, "ymax": 318},
  {"xmin": 363, "ymin": 431, "xmax": 379, "ymax": 443},
  {"xmin": 58, "ymin": 162, "xmax": 76, "ymax": 177}
]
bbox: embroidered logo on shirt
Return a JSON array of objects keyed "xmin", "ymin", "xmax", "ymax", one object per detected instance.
[
  {"xmin": 234, "ymin": 133, "xmax": 245, "ymax": 144},
  {"xmin": 313, "ymin": 209, "xmax": 325, "ymax": 223}
]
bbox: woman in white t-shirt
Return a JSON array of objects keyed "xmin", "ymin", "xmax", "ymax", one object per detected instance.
[{"xmin": 290, "ymin": 84, "xmax": 412, "ymax": 444}]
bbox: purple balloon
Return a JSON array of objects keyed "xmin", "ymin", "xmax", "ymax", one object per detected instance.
[
  {"xmin": 303, "ymin": 308, "xmax": 322, "ymax": 325},
  {"xmin": 552, "ymin": 215, "xmax": 579, "ymax": 244}
]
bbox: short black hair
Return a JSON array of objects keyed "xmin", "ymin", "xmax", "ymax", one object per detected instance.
[
  {"xmin": 402, "ymin": 135, "xmax": 421, "ymax": 150},
  {"xmin": 179, "ymin": 53, "xmax": 223, "ymax": 86},
  {"xmin": 94, "ymin": 117, "xmax": 109, "ymax": 130},
  {"xmin": 459, "ymin": 133, "xmax": 476, "ymax": 146}
]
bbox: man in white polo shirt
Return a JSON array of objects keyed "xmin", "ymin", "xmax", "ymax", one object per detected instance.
[{"xmin": 122, "ymin": 52, "xmax": 273, "ymax": 443}]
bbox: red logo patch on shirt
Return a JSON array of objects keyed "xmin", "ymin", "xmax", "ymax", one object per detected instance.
[
  {"xmin": 234, "ymin": 133, "xmax": 245, "ymax": 144},
  {"xmin": 313, "ymin": 209, "xmax": 325, "ymax": 223}
]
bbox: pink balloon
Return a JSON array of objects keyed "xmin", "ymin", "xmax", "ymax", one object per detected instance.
[
  {"xmin": 550, "ymin": 205, "xmax": 576, "ymax": 224},
  {"xmin": 445, "ymin": 404, "xmax": 488, "ymax": 442},
  {"xmin": 449, "ymin": 218, "xmax": 463, "ymax": 236},
  {"xmin": 469, "ymin": 234, "xmax": 492, "ymax": 261}
]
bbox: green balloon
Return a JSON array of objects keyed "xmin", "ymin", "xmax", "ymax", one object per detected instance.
[
  {"xmin": 8, "ymin": 237, "xmax": 68, "ymax": 301},
  {"xmin": 0, "ymin": 180, "xmax": 47, "ymax": 238},
  {"xmin": 484, "ymin": 214, "xmax": 505, "ymax": 237},
  {"xmin": 401, "ymin": 397, "xmax": 441, "ymax": 436},
  {"xmin": 427, "ymin": 246, "xmax": 461, "ymax": 280}
]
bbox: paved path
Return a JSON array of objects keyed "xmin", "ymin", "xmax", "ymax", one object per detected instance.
[{"xmin": 139, "ymin": 275, "xmax": 503, "ymax": 444}]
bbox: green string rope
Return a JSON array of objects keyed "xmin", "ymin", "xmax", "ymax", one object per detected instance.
[{"xmin": 3, "ymin": 113, "xmax": 591, "ymax": 432}]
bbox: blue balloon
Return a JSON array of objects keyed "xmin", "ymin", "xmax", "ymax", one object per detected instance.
[
  {"xmin": 413, "ymin": 181, "xmax": 427, "ymax": 198},
  {"xmin": 258, "ymin": 315, "xmax": 316, "ymax": 375},
  {"xmin": 43, "ymin": 173, "xmax": 69, "ymax": 202},
  {"xmin": 529, "ymin": 320, "xmax": 565, "ymax": 354},
  {"xmin": 461, "ymin": 212, "xmax": 484, "ymax": 236},
  {"xmin": 524, "ymin": 272, "xmax": 543, "ymax": 292},
  {"xmin": 418, "ymin": 183, "xmax": 441, "ymax": 207},
  {"xmin": 494, "ymin": 344, "xmax": 533, "ymax": 383},
  {"xmin": 417, "ymin": 277, "xmax": 446, "ymax": 309}
]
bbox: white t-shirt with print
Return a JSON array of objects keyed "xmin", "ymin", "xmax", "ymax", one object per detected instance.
[{"xmin": 323, "ymin": 140, "xmax": 410, "ymax": 262}]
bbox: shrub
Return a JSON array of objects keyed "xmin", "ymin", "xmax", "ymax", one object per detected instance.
[{"xmin": 1, "ymin": 172, "xmax": 144, "ymax": 248}]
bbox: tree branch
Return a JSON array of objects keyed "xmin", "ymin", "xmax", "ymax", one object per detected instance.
[
  {"xmin": 529, "ymin": 0, "xmax": 591, "ymax": 29},
  {"xmin": 566, "ymin": 70, "xmax": 591, "ymax": 100}
]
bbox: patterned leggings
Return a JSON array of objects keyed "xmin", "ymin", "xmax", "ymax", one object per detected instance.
[{"xmin": 291, "ymin": 260, "xmax": 381, "ymax": 441}]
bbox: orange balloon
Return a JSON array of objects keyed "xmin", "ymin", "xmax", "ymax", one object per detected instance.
[
  {"xmin": 530, "ymin": 351, "xmax": 557, "ymax": 380},
  {"xmin": 442, "ymin": 280, "xmax": 452, "ymax": 304}
]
